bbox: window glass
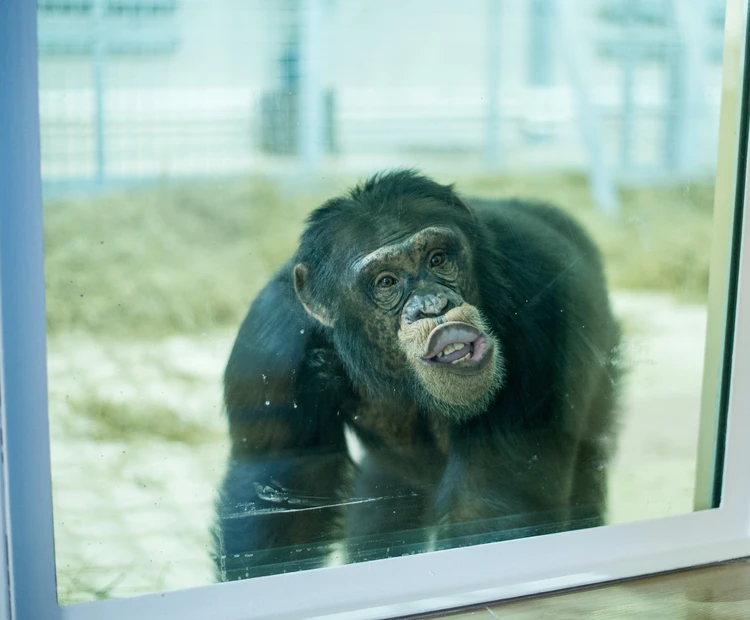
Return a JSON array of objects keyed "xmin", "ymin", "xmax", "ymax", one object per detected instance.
[{"xmin": 39, "ymin": 0, "xmax": 734, "ymax": 602}]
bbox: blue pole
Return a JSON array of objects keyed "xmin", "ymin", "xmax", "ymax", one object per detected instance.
[
  {"xmin": 92, "ymin": 0, "xmax": 106, "ymax": 186},
  {"xmin": 298, "ymin": 0, "xmax": 325, "ymax": 172},
  {"xmin": 672, "ymin": 0, "xmax": 708, "ymax": 175},
  {"xmin": 486, "ymin": 0, "xmax": 502, "ymax": 167},
  {"xmin": 529, "ymin": 0, "xmax": 553, "ymax": 87},
  {"xmin": 619, "ymin": 9, "xmax": 635, "ymax": 170},
  {"xmin": 552, "ymin": 0, "xmax": 619, "ymax": 215}
]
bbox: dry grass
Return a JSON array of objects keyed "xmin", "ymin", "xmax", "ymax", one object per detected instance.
[
  {"xmin": 453, "ymin": 173, "xmax": 715, "ymax": 301},
  {"xmin": 44, "ymin": 172, "xmax": 714, "ymax": 338},
  {"xmin": 44, "ymin": 176, "xmax": 321, "ymax": 338},
  {"xmin": 60, "ymin": 392, "xmax": 224, "ymax": 445}
]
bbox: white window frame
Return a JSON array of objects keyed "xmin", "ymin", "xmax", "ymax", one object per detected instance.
[{"xmin": 1, "ymin": 1, "xmax": 749, "ymax": 619}]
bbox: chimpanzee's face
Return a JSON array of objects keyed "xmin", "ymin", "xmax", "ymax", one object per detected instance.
[{"xmin": 295, "ymin": 217, "xmax": 505, "ymax": 420}]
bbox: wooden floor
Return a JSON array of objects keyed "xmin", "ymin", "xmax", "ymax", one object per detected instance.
[{"xmin": 431, "ymin": 558, "xmax": 750, "ymax": 619}]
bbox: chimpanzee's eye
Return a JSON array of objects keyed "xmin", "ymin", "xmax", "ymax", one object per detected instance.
[
  {"xmin": 429, "ymin": 251, "xmax": 446, "ymax": 267},
  {"xmin": 377, "ymin": 275, "xmax": 398, "ymax": 288}
]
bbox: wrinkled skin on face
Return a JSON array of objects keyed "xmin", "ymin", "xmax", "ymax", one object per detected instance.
[{"xmin": 294, "ymin": 224, "xmax": 505, "ymax": 420}]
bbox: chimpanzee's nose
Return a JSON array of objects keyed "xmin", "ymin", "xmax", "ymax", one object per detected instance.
[{"xmin": 403, "ymin": 290, "xmax": 457, "ymax": 324}]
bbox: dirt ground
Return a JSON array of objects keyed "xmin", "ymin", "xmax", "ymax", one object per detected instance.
[{"xmin": 46, "ymin": 291, "xmax": 709, "ymax": 604}]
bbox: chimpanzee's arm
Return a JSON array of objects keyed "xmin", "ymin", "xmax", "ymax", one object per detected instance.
[
  {"xmin": 434, "ymin": 388, "xmax": 612, "ymax": 547},
  {"xmin": 434, "ymin": 424, "xmax": 579, "ymax": 547},
  {"xmin": 213, "ymin": 267, "xmax": 351, "ymax": 581}
]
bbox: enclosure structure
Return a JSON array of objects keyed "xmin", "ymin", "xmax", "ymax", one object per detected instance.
[{"xmin": 39, "ymin": 0, "xmax": 725, "ymax": 204}]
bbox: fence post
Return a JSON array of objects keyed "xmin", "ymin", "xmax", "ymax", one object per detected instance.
[
  {"xmin": 92, "ymin": 0, "xmax": 106, "ymax": 187},
  {"xmin": 529, "ymin": 0, "xmax": 553, "ymax": 87},
  {"xmin": 485, "ymin": 0, "xmax": 503, "ymax": 167},
  {"xmin": 619, "ymin": 8, "xmax": 636, "ymax": 170},
  {"xmin": 670, "ymin": 0, "xmax": 708, "ymax": 176},
  {"xmin": 298, "ymin": 0, "xmax": 325, "ymax": 172},
  {"xmin": 553, "ymin": 0, "xmax": 619, "ymax": 215}
]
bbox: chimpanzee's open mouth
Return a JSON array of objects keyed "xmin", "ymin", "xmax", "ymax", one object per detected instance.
[{"xmin": 418, "ymin": 321, "xmax": 493, "ymax": 371}]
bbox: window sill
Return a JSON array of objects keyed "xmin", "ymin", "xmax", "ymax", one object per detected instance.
[{"xmin": 435, "ymin": 557, "xmax": 750, "ymax": 619}]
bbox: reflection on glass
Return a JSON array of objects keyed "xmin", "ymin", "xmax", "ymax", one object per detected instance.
[{"xmin": 39, "ymin": 0, "xmax": 727, "ymax": 603}]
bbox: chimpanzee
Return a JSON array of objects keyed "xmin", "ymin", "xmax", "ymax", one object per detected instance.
[{"xmin": 213, "ymin": 170, "xmax": 621, "ymax": 581}]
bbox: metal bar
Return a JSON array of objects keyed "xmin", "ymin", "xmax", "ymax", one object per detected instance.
[
  {"xmin": 673, "ymin": 0, "xmax": 710, "ymax": 175},
  {"xmin": 298, "ymin": 0, "xmax": 325, "ymax": 171},
  {"xmin": 619, "ymin": 8, "xmax": 636, "ymax": 169},
  {"xmin": 92, "ymin": 0, "xmax": 107, "ymax": 186},
  {"xmin": 529, "ymin": 0, "xmax": 553, "ymax": 86},
  {"xmin": 485, "ymin": 0, "xmax": 502, "ymax": 167},
  {"xmin": 552, "ymin": 0, "xmax": 619, "ymax": 214},
  {"xmin": 663, "ymin": 41, "xmax": 684, "ymax": 171}
]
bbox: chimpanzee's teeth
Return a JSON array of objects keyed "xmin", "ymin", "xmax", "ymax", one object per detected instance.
[
  {"xmin": 451, "ymin": 352, "xmax": 471, "ymax": 365},
  {"xmin": 441, "ymin": 342, "xmax": 465, "ymax": 357}
]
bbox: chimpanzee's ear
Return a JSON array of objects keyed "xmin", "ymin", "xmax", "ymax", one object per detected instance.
[{"xmin": 293, "ymin": 263, "xmax": 334, "ymax": 327}]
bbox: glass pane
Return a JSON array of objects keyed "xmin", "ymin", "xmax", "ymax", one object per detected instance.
[{"xmin": 38, "ymin": 0, "xmax": 738, "ymax": 602}]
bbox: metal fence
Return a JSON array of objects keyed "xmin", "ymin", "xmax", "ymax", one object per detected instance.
[{"xmin": 38, "ymin": 0, "xmax": 726, "ymax": 210}]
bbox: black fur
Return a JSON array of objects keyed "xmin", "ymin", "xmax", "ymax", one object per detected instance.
[{"xmin": 213, "ymin": 170, "xmax": 621, "ymax": 580}]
